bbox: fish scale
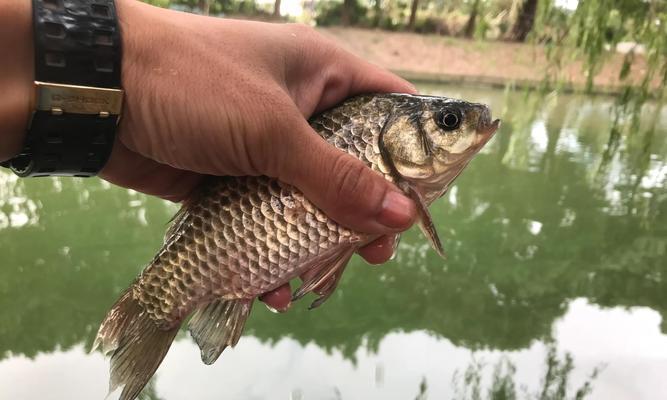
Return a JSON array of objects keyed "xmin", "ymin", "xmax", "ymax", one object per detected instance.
[
  {"xmin": 94, "ymin": 93, "xmax": 499, "ymax": 400},
  {"xmin": 133, "ymin": 105, "xmax": 390, "ymax": 328},
  {"xmin": 130, "ymin": 96, "xmax": 395, "ymax": 328},
  {"xmin": 136, "ymin": 175, "xmax": 363, "ymax": 328}
]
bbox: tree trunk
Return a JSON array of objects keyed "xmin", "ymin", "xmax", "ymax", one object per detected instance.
[
  {"xmin": 341, "ymin": 0, "xmax": 355, "ymax": 26},
  {"xmin": 463, "ymin": 0, "xmax": 480, "ymax": 38},
  {"xmin": 273, "ymin": 0, "xmax": 281, "ymax": 18},
  {"xmin": 373, "ymin": 0, "xmax": 382, "ymax": 27},
  {"xmin": 198, "ymin": 0, "xmax": 210, "ymax": 15},
  {"xmin": 508, "ymin": 0, "xmax": 538, "ymax": 42},
  {"xmin": 407, "ymin": 0, "xmax": 419, "ymax": 31}
]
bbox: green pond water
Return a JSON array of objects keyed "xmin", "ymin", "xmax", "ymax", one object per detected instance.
[{"xmin": 0, "ymin": 83, "xmax": 665, "ymax": 400}]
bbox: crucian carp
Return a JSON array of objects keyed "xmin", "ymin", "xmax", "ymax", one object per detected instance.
[{"xmin": 93, "ymin": 93, "xmax": 500, "ymax": 400}]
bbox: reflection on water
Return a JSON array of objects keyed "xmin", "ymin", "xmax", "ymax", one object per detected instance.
[
  {"xmin": 451, "ymin": 344, "xmax": 600, "ymax": 400},
  {"xmin": 0, "ymin": 84, "xmax": 665, "ymax": 399},
  {"xmin": 1, "ymin": 300, "xmax": 665, "ymax": 399}
]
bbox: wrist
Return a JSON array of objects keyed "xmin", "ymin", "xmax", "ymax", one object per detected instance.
[
  {"xmin": 114, "ymin": 0, "xmax": 156, "ymax": 139},
  {"xmin": 0, "ymin": 1, "xmax": 33, "ymax": 162},
  {"xmin": 115, "ymin": 0, "xmax": 144, "ymax": 71},
  {"xmin": 113, "ymin": 0, "xmax": 192, "ymax": 147}
]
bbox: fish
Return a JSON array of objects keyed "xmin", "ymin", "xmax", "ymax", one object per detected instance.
[{"xmin": 93, "ymin": 93, "xmax": 500, "ymax": 400}]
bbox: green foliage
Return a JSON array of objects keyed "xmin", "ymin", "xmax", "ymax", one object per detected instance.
[
  {"xmin": 143, "ymin": 0, "xmax": 171, "ymax": 7},
  {"xmin": 141, "ymin": 0, "xmax": 666, "ymax": 104},
  {"xmin": 474, "ymin": 4, "xmax": 491, "ymax": 39},
  {"xmin": 315, "ymin": 0, "xmax": 369, "ymax": 26},
  {"xmin": 141, "ymin": 0, "xmax": 269, "ymax": 16},
  {"xmin": 536, "ymin": 0, "xmax": 666, "ymax": 117}
]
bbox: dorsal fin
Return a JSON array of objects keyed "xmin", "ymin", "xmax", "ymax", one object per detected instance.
[
  {"xmin": 164, "ymin": 182, "xmax": 208, "ymax": 244},
  {"xmin": 164, "ymin": 205, "xmax": 191, "ymax": 243}
]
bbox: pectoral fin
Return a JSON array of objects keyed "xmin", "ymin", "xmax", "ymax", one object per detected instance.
[
  {"xmin": 404, "ymin": 185, "xmax": 446, "ymax": 259},
  {"xmin": 292, "ymin": 246, "xmax": 355, "ymax": 309},
  {"xmin": 377, "ymin": 119, "xmax": 445, "ymax": 259}
]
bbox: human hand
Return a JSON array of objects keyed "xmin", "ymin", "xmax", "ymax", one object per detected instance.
[
  {"xmin": 106, "ymin": 0, "xmax": 418, "ymax": 310},
  {"xmin": 1, "ymin": 0, "xmax": 417, "ymax": 310}
]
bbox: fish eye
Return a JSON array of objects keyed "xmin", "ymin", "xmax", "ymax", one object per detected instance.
[{"xmin": 436, "ymin": 109, "xmax": 461, "ymax": 131}]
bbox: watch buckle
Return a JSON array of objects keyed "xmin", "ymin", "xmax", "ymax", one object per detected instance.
[{"xmin": 33, "ymin": 81, "xmax": 123, "ymax": 119}]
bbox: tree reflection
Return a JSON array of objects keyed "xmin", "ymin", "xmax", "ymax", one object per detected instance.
[
  {"xmin": 138, "ymin": 380, "xmax": 165, "ymax": 400},
  {"xmin": 450, "ymin": 346, "xmax": 601, "ymax": 400},
  {"xmin": 0, "ymin": 177, "xmax": 176, "ymax": 359},
  {"xmin": 0, "ymin": 86, "xmax": 665, "ymax": 365}
]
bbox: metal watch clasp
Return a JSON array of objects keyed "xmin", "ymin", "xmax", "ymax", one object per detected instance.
[{"xmin": 33, "ymin": 81, "xmax": 124, "ymax": 119}]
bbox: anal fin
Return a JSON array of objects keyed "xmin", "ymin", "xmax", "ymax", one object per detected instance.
[
  {"xmin": 292, "ymin": 246, "xmax": 355, "ymax": 309},
  {"xmin": 187, "ymin": 299, "xmax": 253, "ymax": 365}
]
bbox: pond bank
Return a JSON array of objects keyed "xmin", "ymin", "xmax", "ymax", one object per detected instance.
[{"xmin": 321, "ymin": 27, "xmax": 648, "ymax": 95}]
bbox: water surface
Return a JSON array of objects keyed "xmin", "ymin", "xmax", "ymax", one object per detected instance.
[{"xmin": 0, "ymin": 84, "xmax": 665, "ymax": 400}]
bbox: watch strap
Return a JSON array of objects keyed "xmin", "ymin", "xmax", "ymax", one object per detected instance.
[
  {"xmin": 3, "ymin": 0, "xmax": 123, "ymax": 177},
  {"xmin": 34, "ymin": 0, "xmax": 122, "ymax": 88},
  {"xmin": 6, "ymin": 111, "xmax": 117, "ymax": 177}
]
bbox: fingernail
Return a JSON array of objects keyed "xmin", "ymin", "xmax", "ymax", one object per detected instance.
[
  {"xmin": 264, "ymin": 302, "xmax": 290, "ymax": 313},
  {"xmin": 377, "ymin": 191, "xmax": 415, "ymax": 230},
  {"xmin": 393, "ymin": 234, "xmax": 402, "ymax": 249},
  {"xmin": 265, "ymin": 304, "xmax": 280, "ymax": 314}
]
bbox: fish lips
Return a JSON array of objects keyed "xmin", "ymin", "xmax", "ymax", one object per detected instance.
[{"xmin": 475, "ymin": 118, "xmax": 501, "ymax": 147}]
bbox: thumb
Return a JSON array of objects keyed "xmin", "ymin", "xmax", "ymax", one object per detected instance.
[{"xmin": 278, "ymin": 120, "xmax": 416, "ymax": 235}]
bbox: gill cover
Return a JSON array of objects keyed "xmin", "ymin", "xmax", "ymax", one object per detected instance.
[{"xmin": 378, "ymin": 113, "xmax": 447, "ymax": 259}]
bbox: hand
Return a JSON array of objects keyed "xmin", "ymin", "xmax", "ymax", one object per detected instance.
[
  {"xmin": 105, "ymin": 2, "xmax": 417, "ymax": 310},
  {"xmin": 1, "ymin": 0, "xmax": 417, "ymax": 311}
]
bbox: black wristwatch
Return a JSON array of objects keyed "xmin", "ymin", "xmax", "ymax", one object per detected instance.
[{"xmin": 1, "ymin": 0, "xmax": 123, "ymax": 177}]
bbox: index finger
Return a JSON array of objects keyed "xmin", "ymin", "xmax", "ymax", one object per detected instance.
[{"xmin": 314, "ymin": 49, "xmax": 418, "ymax": 114}]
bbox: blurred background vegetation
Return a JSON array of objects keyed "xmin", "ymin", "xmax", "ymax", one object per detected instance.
[
  {"xmin": 137, "ymin": 0, "xmax": 667, "ymax": 138},
  {"xmin": 141, "ymin": 1, "xmax": 664, "ymax": 89}
]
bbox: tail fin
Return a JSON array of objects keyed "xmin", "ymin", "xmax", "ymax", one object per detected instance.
[{"xmin": 93, "ymin": 290, "xmax": 180, "ymax": 400}]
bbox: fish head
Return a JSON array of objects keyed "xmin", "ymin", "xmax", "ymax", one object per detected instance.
[{"xmin": 380, "ymin": 94, "xmax": 500, "ymax": 203}]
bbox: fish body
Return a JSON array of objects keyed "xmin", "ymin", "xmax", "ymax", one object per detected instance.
[
  {"xmin": 94, "ymin": 94, "xmax": 499, "ymax": 400},
  {"xmin": 137, "ymin": 175, "xmax": 362, "ymax": 329}
]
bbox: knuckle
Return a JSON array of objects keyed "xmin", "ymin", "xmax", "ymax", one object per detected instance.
[
  {"xmin": 286, "ymin": 23, "xmax": 317, "ymax": 37},
  {"xmin": 239, "ymin": 93, "xmax": 297, "ymax": 176},
  {"xmin": 259, "ymin": 110, "xmax": 303, "ymax": 177},
  {"xmin": 285, "ymin": 23, "xmax": 330, "ymax": 58}
]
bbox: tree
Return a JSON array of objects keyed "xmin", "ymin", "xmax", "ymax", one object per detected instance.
[
  {"xmin": 341, "ymin": 0, "xmax": 356, "ymax": 25},
  {"xmin": 463, "ymin": 0, "xmax": 481, "ymax": 38},
  {"xmin": 373, "ymin": 0, "xmax": 382, "ymax": 27},
  {"xmin": 408, "ymin": 0, "xmax": 420, "ymax": 30},
  {"xmin": 507, "ymin": 0, "xmax": 538, "ymax": 41},
  {"xmin": 198, "ymin": 0, "xmax": 210, "ymax": 15},
  {"xmin": 536, "ymin": 0, "xmax": 665, "ymax": 107},
  {"xmin": 273, "ymin": 0, "xmax": 281, "ymax": 17}
]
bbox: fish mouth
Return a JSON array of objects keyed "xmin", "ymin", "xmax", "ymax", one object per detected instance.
[
  {"xmin": 479, "ymin": 118, "xmax": 501, "ymax": 136},
  {"xmin": 475, "ymin": 108, "xmax": 500, "ymax": 146}
]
